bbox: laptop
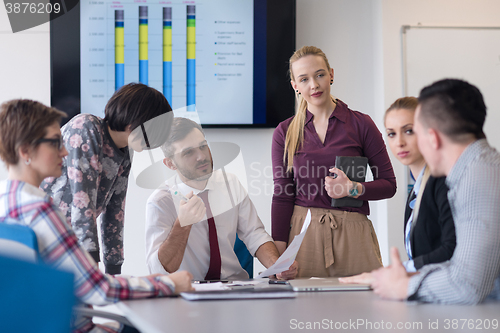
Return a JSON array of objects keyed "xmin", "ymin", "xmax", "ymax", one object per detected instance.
[
  {"xmin": 180, "ymin": 287, "xmax": 297, "ymax": 301},
  {"xmin": 288, "ymin": 278, "xmax": 371, "ymax": 292}
]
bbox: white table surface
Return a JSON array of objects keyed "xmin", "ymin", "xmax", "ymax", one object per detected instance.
[{"xmin": 118, "ymin": 288, "xmax": 500, "ymax": 333}]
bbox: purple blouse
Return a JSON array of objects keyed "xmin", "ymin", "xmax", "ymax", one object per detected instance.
[{"xmin": 271, "ymin": 99, "xmax": 397, "ymax": 242}]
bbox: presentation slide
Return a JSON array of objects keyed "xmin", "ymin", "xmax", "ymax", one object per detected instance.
[{"xmin": 81, "ymin": 0, "xmax": 254, "ymax": 124}]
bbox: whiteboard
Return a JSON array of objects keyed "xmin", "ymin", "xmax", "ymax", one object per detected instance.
[{"xmin": 403, "ymin": 26, "xmax": 500, "ymax": 150}]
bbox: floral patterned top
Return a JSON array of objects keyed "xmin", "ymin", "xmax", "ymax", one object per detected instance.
[{"xmin": 41, "ymin": 114, "xmax": 131, "ymax": 274}]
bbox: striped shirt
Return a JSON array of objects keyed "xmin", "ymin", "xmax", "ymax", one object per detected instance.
[
  {"xmin": 0, "ymin": 180, "xmax": 175, "ymax": 333},
  {"xmin": 407, "ymin": 139, "xmax": 500, "ymax": 304}
]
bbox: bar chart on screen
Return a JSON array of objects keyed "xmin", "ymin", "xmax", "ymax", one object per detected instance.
[{"xmin": 81, "ymin": 0, "xmax": 254, "ymax": 124}]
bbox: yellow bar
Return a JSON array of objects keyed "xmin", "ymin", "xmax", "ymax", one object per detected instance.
[
  {"xmin": 139, "ymin": 24, "xmax": 148, "ymax": 60},
  {"xmin": 115, "ymin": 27, "xmax": 124, "ymax": 63},
  {"xmin": 163, "ymin": 28, "xmax": 172, "ymax": 62},
  {"xmin": 187, "ymin": 26, "xmax": 196, "ymax": 59}
]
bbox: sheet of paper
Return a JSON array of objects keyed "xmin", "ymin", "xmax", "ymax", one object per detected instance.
[
  {"xmin": 257, "ymin": 210, "xmax": 311, "ymax": 278},
  {"xmin": 192, "ymin": 282, "xmax": 228, "ymax": 291},
  {"xmin": 191, "ymin": 280, "xmax": 266, "ymax": 291},
  {"xmin": 225, "ymin": 280, "xmax": 266, "ymax": 287}
]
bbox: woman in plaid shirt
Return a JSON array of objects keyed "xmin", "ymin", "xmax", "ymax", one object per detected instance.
[{"xmin": 0, "ymin": 99, "xmax": 193, "ymax": 332}]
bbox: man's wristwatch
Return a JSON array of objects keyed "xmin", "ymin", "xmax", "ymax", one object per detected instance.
[{"xmin": 348, "ymin": 181, "xmax": 359, "ymax": 197}]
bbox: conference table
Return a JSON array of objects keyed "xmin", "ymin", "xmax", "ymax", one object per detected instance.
[{"xmin": 118, "ymin": 285, "xmax": 500, "ymax": 333}]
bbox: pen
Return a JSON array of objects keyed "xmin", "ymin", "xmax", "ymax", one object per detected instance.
[
  {"xmin": 173, "ymin": 190, "xmax": 188, "ymax": 201},
  {"xmin": 170, "ymin": 185, "xmax": 189, "ymax": 201},
  {"xmin": 269, "ymin": 279, "xmax": 288, "ymax": 285},
  {"xmin": 193, "ymin": 280, "xmax": 230, "ymax": 284}
]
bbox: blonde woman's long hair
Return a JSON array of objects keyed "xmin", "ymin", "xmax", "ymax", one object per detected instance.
[{"xmin": 284, "ymin": 46, "xmax": 332, "ymax": 172}]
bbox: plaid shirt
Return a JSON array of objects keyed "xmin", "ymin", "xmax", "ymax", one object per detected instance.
[
  {"xmin": 408, "ymin": 139, "xmax": 500, "ymax": 304},
  {"xmin": 0, "ymin": 180, "xmax": 175, "ymax": 333}
]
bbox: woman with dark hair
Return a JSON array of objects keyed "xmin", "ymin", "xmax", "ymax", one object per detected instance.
[
  {"xmin": 0, "ymin": 99, "xmax": 191, "ymax": 333},
  {"xmin": 41, "ymin": 83, "xmax": 173, "ymax": 274}
]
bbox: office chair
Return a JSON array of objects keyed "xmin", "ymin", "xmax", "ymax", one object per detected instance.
[
  {"xmin": 0, "ymin": 222, "xmax": 40, "ymax": 262},
  {"xmin": 234, "ymin": 233, "xmax": 253, "ymax": 277},
  {"xmin": 0, "ymin": 254, "xmax": 75, "ymax": 333},
  {"xmin": 0, "ymin": 223, "xmax": 136, "ymax": 330}
]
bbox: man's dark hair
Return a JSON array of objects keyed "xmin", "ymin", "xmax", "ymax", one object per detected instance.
[
  {"xmin": 418, "ymin": 79, "xmax": 486, "ymax": 142},
  {"xmin": 161, "ymin": 117, "xmax": 204, "ymax": 157},
  {"xmin": 104, "ymin": 83, "xmax": 173, "ymax": 149}
]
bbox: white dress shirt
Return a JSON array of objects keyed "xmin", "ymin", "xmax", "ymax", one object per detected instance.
[
  {"xmin": 145, "ymin": 170, "xmax": 273, "ymax": 280},
  {"xmin": 403, "ymin": 166, "xmax": 426, "ymax": 273}
]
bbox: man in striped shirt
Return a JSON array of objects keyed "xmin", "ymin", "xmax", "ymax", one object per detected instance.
[{"xmin": 343, "ymin": 79, "xmax": 500, "ymax": 304}]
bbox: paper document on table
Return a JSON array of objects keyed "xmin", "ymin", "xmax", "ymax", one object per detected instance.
[
  {"xmin": 192, "ymin": 280, "xmax": 266, "ymax": 291},
  {"xmin": 192, "ymin": 282, "xmax": 227, "ymax": 291},
  {"xmin": 257, "ymin": 210, "xmax": 311, "ymax": 278}
]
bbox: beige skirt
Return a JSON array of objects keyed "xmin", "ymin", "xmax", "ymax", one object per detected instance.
[{"xmin": 289, "ymin": 205, "xmax": 382, "ymax": 278}]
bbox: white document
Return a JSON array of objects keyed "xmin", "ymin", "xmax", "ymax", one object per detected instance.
[
  {"xmin": 192, "ymin": 280, "xmax": 266, "ymax": 291},
  {"xmin": 257, "ymin": 210, "xmax": 311, "ymax": 278},
  {"xmin": 192, "ymin": 282, "xmax": 227, "ymax": 291}
]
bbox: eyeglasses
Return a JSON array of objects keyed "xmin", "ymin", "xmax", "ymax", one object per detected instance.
[
  {"xmin": 36, "ymin": 137, "xmax": 65, "ymax": 150},
  {"xmin": 141, "ymin": 124, "xmax": 151, "ymax": 149}
]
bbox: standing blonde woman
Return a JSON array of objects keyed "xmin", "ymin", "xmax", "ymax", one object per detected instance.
[{"xmin": 271, "ymin": 46, "xmax": 397, "ymax": 277}]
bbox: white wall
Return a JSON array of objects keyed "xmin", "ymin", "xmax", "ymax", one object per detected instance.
[
  {"xmin": 0, "ymin": 8, "xmax": 51, "ymax": 183},
  {"xmin": 2, "ymin": 0, "xmax": 500, "ymax": 275},
  {"xmin": 0, "ymin": 13, "xmax": 50, "ymax": 105}
]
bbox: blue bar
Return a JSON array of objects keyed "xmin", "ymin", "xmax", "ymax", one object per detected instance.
[
  {"xmin": 253, "ymin": 0, "xmax": 267, "ymax": 124},
  {"xmin": 163, "ymin": 21, "xmax": 171, "ymax": 27},
  {"xmin": 139, "ymin": 19, "xmax": 148, "ymax": 25},
  {"xmin": 115, "ymin": 63, "xmax": 124, "ymax": 90},
  {"xmin": 139, "ymin": 60, "xmax": 148, "ymax": 85},
  {"xmin": 187, "ymin": 15, "xmax": 195, "ymax": 20},
  {"xmin": 187, "ymin": 58, "xmax": 195, "ymax": 111},
  {"xmin": 163, "ymin": 61, "xmax": 172, "ymax": 105},
  {"xmin": 115, "ymin": 22, "xmax": 124, "ymax": 28}
]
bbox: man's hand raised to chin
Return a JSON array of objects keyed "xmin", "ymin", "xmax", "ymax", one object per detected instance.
[{"xmin": 178, "ymin": 191, "xmax": 206, "ymax": 227}]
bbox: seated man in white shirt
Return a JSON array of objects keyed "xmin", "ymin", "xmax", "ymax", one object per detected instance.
[{"xmin": 145, "ymin": 117, "xmax": 298, "ymax": 280}]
